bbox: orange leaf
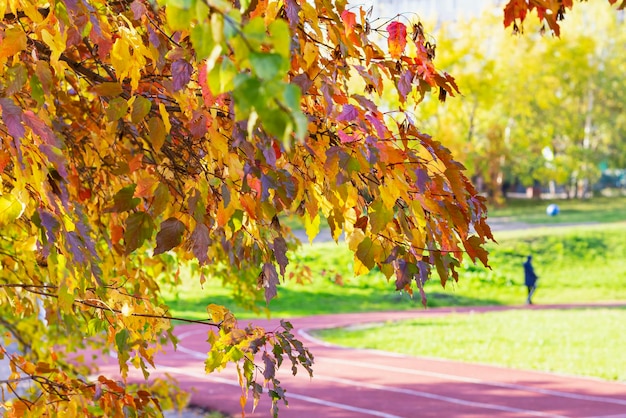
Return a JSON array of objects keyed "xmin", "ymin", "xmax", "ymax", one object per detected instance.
[
  {"xmin": 341, "ymin": 10, "xmax": 356, "ymax": 39},
  {"xmin": 387, "ymin": 21, "xmax": 407, "ymax": 59},
  {"xmin": 111, "ymin": 224, "xmax": 124, "ymax": 245}
]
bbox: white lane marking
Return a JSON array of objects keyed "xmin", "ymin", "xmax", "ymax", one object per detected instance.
[
  {"xmin": 317, "ymin": 357, "xmax": 626, "ymax": 407},
  {"xmin": 153, "ymin": 364, "xmax": 403, "ymax": 418},
  {"xmin": 313, "ymin": 374, "xmax": 566, "ymax": 417},
  {"xmin": 588, "ymin": 414, "xmax": 626, "ymax": 418},
  {"xmin": 174, "ymin": 333, "xmax": 561, "ymax": 417},
  {"xmin": 300, "ymin": 327, "xmax": 626, "ymax": 388},
  {"xmin": 175, "ymin": 327, "xmax": 626, "ymax": 414}
]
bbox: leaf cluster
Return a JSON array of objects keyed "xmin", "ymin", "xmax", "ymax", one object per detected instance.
[{"xmin": 0, "ymin": 0, "xmax": 495, "ymax": 415}]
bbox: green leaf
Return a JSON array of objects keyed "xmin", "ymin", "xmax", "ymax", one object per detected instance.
[
  {"xmin": 165, "ymin": 5, "xmax": 195, "ymax": 31},
  {"xmin": 242, "ymin": 17, "xmax": 267, "ymax": 48},
  {"xmin": 356, "ymin": 237, "xmax": 377, "ymax": 271},
  {"xmin": 131, "ymin": 96, "xmax": 152, "ymax": 124},
  {"xmin": 0, "ymin": 194, "xmax": 25, "ymax": 227},
  {"xmin": 105, "ymin": 97, "xmax": 129, "ymax": 121},
  {"xmin": 105, "ymin": 185, "xmax": 141, "ymax": 213},
  {"xmin": 282, "ymin": 84, "xmax": 301, "ymax": 110},
  {"xmin": 258, "ymin": 107, "xmax": 291, "ymax": 142},
  {"xmin": 292, "ymin": 110, "xmax": 308, "ymax": 142},
  {"xmin": 233, "ymin": 74, "xmax": 262, "ymax": 117},
  {"xmin": 154, "ymin": 217, "xmax": 186, "ymax": 255},
  {"xmin": 205, "ymin": 350, "xmax": 224, "ymax": 373},
  {"xmin": 152, "ymin": 183, "xmax": 171, "ymax": 216},
  {"xmin": 191, "ymin": 23, "xmax": 215, "ymax": 60},
  {"xmin": 147, "ymin": 116, "xmax": 166, "ymax": 150},
  {"xmin": 269, "ymin": 19, "xmax": 291, "ymax": 59},
  {"xmin": 369, "ymin": 199, "xmax": 394, "ymax": 234},
  {"xmin": 115, "ymin": 328, "xmax": 130, "ymax": 352},
  {"xmin": 282, "ymin": 84, "xmax": 308, "ymax": 142},
  {"xmin": 249, "ymin": 52, "xmax": 285, "ymax": 80},
  {"xmin": 29, "ymin": 75, "xmax": 45, "ymax": 107},
  {"xmin": 124, "ymin": 211, "xmax": 154, "ymax": 254},
  {"xmin": 208, "ymin": 56, "xmax": 237, "ymax": 95}
]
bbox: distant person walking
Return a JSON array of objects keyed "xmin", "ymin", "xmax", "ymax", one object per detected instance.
[{"xmin": 523, "ymin": 255, "xmax": 538, "ymax": 304}]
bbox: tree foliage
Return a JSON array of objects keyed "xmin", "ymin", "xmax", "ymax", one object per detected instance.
[
  {"xmin": 0, "ymin": 0, "xmax": 547, "ymax": 416},
  {"xmin": 503, "ymin": 0, "xmax": 625, "ymax": 36},
  {"xmin": 410, "ymin": 1, "xmax": 626, "ymax": 202}
]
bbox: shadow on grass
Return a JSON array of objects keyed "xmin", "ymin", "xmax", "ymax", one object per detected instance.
[
  {"xmin": 165, "ymin": 285, "xmax": 504, "ymax": 321},
  {"xmin": 425, "ymin": 292, "xmax": 504, "ymax": 308}
]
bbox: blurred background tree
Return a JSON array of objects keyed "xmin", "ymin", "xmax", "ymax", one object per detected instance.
[{"xmin": 399, "ymin": 2, "xmax": 626, "ymax": 202}]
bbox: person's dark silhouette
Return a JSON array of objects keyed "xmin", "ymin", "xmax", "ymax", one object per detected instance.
[{"xmin": 523, "ymin": 255, "xmax": 538, "ymax": 304}]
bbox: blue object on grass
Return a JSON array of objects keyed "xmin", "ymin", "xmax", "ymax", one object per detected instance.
[{"xmin": 546, "ymin": 203, "xmax": 559, "ymax": 216}]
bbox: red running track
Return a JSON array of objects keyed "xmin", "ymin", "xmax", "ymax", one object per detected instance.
[{"xmin": 101, "ymin": 305, "xmax": 626, "ymax": 417}]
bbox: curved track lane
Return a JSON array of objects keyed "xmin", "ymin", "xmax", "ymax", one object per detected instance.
[{"xmin": 99, "ymin": 304, "xmax": 626, "ymax": 418}]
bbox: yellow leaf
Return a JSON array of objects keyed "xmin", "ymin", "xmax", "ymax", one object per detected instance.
[
  {"xmin": 111, "ymin": 36, "xmax": 132, "ymax": 84},
  {"xmin": 409, "ymin": 228, "xmax": 425, "ymax": 250},
  {"xmin": 303, "ymin": 42, "xmax": 318, "ymax": 70},
  {"xmin": 206, "ymin": 303, "xmax": 227, "ymax": 323},
  {"xmin": 303, "ymin": 212, "xmax": 320, "ymax": 243},
  {"xmin": 93, "ymin": 82, "xmax": 124, "ymax": 97},
  {"xmin": 40, "ymin": 28, "xmax": 67, "ymax": 73},
  {"xmin": 380, "ymin": 181, "xmax": 399, "ymax": 210},
  {"xmin": 353, "ymin": 257, "xmax": 369, "ymax": 276},
  {"xmin": 0, "ymin": 27, "xmax": 27, "ymax": 61},
  {"xmin": 346, "ymin": 228, "xmax": 365, "ymax": 251},
  {"xmin": 0, "ymin": 194, "xmax": 25, "ymax": 227},
  {"xmin": 158, "ymin": 103, "xmax": 171, "ymax": 134}
]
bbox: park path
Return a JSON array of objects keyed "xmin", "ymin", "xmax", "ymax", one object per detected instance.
[
  {"xmin": 98, "ymin": 304, "xmax": 626, "ymax": 418},
  {"xmin": 291, "ymin": 217, "xmax": 596, "ymax": 243}
]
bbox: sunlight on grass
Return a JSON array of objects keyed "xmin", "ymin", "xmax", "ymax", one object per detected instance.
[
  {"xmin": 315, "ymin": 308, "xmax": 626, "ymax": 381},
  {"xmin": 162, "ymin": 222, "xmax": 626, "ymax": 320}
]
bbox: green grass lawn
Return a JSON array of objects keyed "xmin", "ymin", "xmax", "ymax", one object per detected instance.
[
  {"xmin": 314, "ymin": 308, "xmax": 626, "ymax": 381},
  {"xmin": 162, "ymin": 221, "xmax": 626, "ymax": 319}
]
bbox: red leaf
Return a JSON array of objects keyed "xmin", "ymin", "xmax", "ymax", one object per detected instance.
[
  {"xmin": 387, "ymin": 21, "xmax": 407, "ymax": 59},
  {"xmin": 189, "ymin": 223, "xmax": 211, "ymax": 265},
  {"xmin": 285, "ymin": 0, "xmax": 301, "ymax": 30},
  {"xmin": 397, "ymin": 70, "xmax": 413, "ymax": 101},
  {"xmin": 22, "ymin": 111, "xmax": 61, "ymax": 147},
  {"xmin": 337, "ymin": 129, "xmax": 356, "ymax": 143},
  {"xmin": 260, "ymin": 262, "xmax": 279, "ymax": 304},
  {"xmin": 124, "ymin": 211, "xmax": 154, "ymax": 255},
  {"xmin": 365, "ymin": 113, "xmax": 388, "ymax": 139},
  {"xmin": 336, "ymin": 104, "xmax": 358, "ymax": 122},
  {"xmin": 154, "ymin": 217, "xmax": 186, "ymax": 255},
  {"xmin": 0, "ymin": 98, "xmax": 25, "ymax": 139},
  {"xmin": 105, "ymin": 185, "xmax": 141, "ymax": 213},
  {"xmin": 464, "ymin": 235, "xmax": 490, "ymax": 267},
  {"xmin": 171, "ymin": 59, "xmax": 193, "ymax": 92},
  {"xmin": 130, "ymin": 0, "xmax": 147, "ymax": 20},
  {"xmin": 272, "ymin": 237, "xmax": 289, "ymax": 276},
  {"xmin": 503, "ymin": 0, "xmax": 527, "ymax": 28},
  {"xmin": 341, "ymin": 10, "xmax": 357, "ymax": 39},
  {"xmin": 262, "ymin": 351, "xmax": 276, "ymax": 381}
]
